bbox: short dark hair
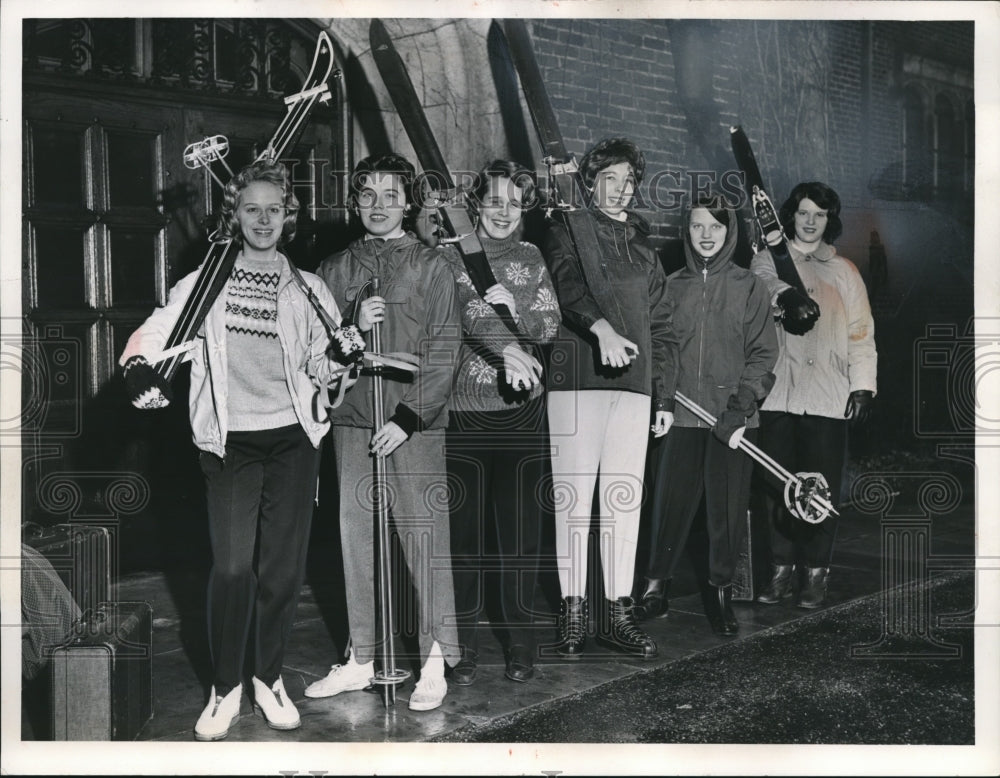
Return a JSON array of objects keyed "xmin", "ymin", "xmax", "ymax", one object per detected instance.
[
  {"xmin": 779, "ymin": 181, "xmax": 843, "ymax": 243},
  {"xmin": 690, "ymin": 193, "xmax": 730, "ymax": 228},
  {"xmin": 579, "ymin": 137, "xmax": 645, "ymax": 188},
  {"xmin": 471, "ymin": 159, "xmax": 538, "ymax": 210},
  {"xmin": 217, "ymin": 160, "xmax": 300, "ymax": 245},
  {"xmin": 349, "ymin": 153, "xmax": 417, "ymax": 209}
]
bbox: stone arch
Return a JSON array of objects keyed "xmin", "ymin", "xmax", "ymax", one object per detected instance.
[{"xmin": 317, "ymin": 19, "xmax": 508, "ymax": 178}]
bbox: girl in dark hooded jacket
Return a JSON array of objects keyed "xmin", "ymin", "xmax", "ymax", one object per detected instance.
[{"xmin": 636, "ymin": 197, "xmax": 777, "ymax": 635}]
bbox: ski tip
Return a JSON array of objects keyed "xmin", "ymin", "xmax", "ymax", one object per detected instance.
[{"xmin": 369, "ymin": 19, "xmax": 389, "ymax": 47}]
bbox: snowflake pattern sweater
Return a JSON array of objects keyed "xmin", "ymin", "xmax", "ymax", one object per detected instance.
[{"xmin": 441, "ymin": 234, "xmax": 560, "ymax": 413}]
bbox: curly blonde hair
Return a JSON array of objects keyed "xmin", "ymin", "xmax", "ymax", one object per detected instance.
[{"xmin": 216, "ymin": 160, "xmax": 300, "ymax": 244}]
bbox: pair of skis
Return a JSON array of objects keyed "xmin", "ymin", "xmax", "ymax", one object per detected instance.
[
  {"xmin": 729, "ymin": 126, "xmax": 820, "ymax": 336},
  {"xmin": 153, "ymin": 32, "xmax": 339, "ymax": 381},
  {"xmin": 369, "ymin": 20, "xmax": 520, "ymax": 338}
]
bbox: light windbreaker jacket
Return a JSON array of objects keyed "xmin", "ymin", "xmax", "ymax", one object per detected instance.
[
  {"xmin": 750, "ymin": 241, "xmax": 877, "ymax": 419},
  {"xmin": 119, "ymin": 253, "xmax": 347, "ymax": 457}
]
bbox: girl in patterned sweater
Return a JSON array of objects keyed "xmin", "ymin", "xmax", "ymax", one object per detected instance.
[
  {"xmin": 441, "ymin": 160, "xmax": 560, "ymax": 685},
  {"xmin": 119, "ymin": 160, "xmax": 360, "ymax": 741}
]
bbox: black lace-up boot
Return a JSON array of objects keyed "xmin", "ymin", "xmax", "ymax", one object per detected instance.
[
  {"xmin": 556, "ymin": 596, "xmax": 588, "ymax": 658},
  {"xmin": 596, "ymin": 596, "xmax": 658, "ymax": 659}
]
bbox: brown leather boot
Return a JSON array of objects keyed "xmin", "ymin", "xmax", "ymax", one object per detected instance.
[
  {"xmin": 757, "ymin": 564, "xmax": 795, "ymax": 604},
  {"xmin": 634, "ymin": 578, "xmax": 670, "ymax": 621},
  {"xmin": 798, "ymin": 567, "xmax": 830, "ymax": 609},
  {"xmin": 708, "ymin": 584, "xmax": 739, "ymax": 636}
]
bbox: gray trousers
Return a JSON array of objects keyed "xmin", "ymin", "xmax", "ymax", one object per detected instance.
[{"xmin": 333, "ymin": 425, "xmax": 460, "ymax": 667}]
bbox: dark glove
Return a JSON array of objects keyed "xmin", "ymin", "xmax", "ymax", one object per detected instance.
[
  {"xmin": 122, "ymin": 355, "xmax": 172, "ymax": 409},
  {"xmin": 776, "ymin": 288, "xmax": 820, "ymax": 335},
  {"xmin": 713, "ymin": 408, "xmax": 747, "ymax": 446},
  {"xmin": 844, "ymin": 390, "xmax": 875, "ymax": 425},
  {"xmin": 327, "ymin": 324, "xmax": 366, "ymax": 366},
  {"xmin": 726, "ymin": 385, "xmax": 757, "ymax": 417}
]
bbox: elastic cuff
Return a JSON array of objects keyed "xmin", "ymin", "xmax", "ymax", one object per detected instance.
[{"xmin": 389, "ymin": 403, "xmax": 422, "ymax": 437}]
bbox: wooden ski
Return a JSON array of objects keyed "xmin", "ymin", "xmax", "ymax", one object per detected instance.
[
  {"xmin": 369, "ymin": 19, "xmax": 519, "ymax": 336},
  {"xmin": 155, "ymin": 31, "xmax": 338, "ymax": 381}
]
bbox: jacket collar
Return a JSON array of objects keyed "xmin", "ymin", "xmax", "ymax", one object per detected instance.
[
  {"xmin": 348, "ymin": 231, "xmax": 424, "ymax": 268},
  {"xmin": 592, "ymin": 207, "xmax": 651, "ymax": 238},
  {"xmin": 788, "ymin": 240, "xmax": 836, "ymax": 262}
]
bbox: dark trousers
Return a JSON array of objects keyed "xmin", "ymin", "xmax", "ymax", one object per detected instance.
[
  {"xmin": 645, "ymin": 426, "xmax": 756, "ymax": 587},
  {"xmin": 201, "ymin": 423, "xmax": 321, "ymax": 693},
  {"xmin": 756, "ymin": 411, "xmax": 846, "ymax": 568},
  {"xmin": 446, "ymin": 397, "xmax": 546, "ymax": 656}
]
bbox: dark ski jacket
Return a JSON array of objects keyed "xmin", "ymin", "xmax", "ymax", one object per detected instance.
[
  {"xmin": 316, "ymin": 232, "xmax": 460, "ymax": 434},
  {"xmin": 665, "ymin": 208, "xmax": 778, "ymax": 428},
  {"xmin": 542, "ymin": 208, "xmax": 675, "ymax": 408}
]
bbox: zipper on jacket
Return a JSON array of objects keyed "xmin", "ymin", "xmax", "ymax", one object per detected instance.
[{"xmin": 696, "ymin": 265, "xmax": 708, "ymax": 425}]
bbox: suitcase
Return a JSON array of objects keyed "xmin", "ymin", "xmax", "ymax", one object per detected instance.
[
  {"xmin": 50, "ymin": 601, "xmax": 153, "ymax": 740},
  {"xmin": 22, "ymin": 523, "xmax": 112, "ymax": 620}
]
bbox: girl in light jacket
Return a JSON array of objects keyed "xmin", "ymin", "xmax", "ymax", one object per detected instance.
[
  {"xmin": 750, "ymin": 181, "xmax": 876, "ymax": 609},
  {"xmin": 120, "ymin": 160, "xmax": 359, "ymax": 741}
]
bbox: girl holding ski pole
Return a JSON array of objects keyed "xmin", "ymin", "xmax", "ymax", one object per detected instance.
[
  {"xmin": 306, "ymin": 153, "xmax": 462, "ymax": 712},
  {"xmin": 636, "ymin": 195, "xmax": 777, "ymax": 635}
]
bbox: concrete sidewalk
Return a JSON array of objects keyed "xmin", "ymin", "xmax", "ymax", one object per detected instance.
[{"xmin": 113, "ymin": 501, "xmax": 974, "ymax": 743}]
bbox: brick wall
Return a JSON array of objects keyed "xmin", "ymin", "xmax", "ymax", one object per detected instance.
[{"xmin": 520, "ymin": 18, "xmax": 972, "ymax": 266}]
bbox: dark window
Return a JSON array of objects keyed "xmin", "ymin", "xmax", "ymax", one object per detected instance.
[
  {"xmin": 109, "ymin": 228, "xmax": 159, "ymax": 305},
  {"xmin": 107, "ymin": 131, "xmax": 158, "ymax": 208},
  {"xmin": 34, "ymin": 225, "xmax": 89, "ymax": 309},
  {"xmin": 31, "ymin": 125, "xmax": 85, "ymax": 207}
]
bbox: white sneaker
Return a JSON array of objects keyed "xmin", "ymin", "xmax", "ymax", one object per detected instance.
[
  {"xmin": 194, "ymin": 685, "xmax": 243, "ymax": 741},
  {"xmin": 252, "ymin": 676, "xmax": 301, "ymax": 730},
  {"xmin": 303, "ymin": 655, "xmax": 374, "ymax": 698},
  {"xmin": 408, "ymin": 675, "xmax": 447, "ymax": 711}
]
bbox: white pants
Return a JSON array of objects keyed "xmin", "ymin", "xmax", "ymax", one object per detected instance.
[{"xmin": 547, "ymin": 390, "xmax": 650, "ymax": 599}]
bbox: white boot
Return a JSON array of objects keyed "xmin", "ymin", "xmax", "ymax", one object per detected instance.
[
  {"xmin": 194, "ymin": 684, "xmax": 243, "ymax": 741},
  {"xmin": 409, "ymin": 641, "xmax": 447, "ymax": 712},
  {"xmin": 252, "ymin": 676, "xmax": 300, "ymax": 730},
  {"xmin": 303, "ymin": 652, "xmax": 374, "ymax": 698}
]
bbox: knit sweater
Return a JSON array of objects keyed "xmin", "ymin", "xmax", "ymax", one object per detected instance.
[
  {"xmin": 442, "ymin": 234, "xmax": 560, "ymax": 413},
  {"xmin": 225, "ymin": 254, "xmax": 297, "ymax": 431}
]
